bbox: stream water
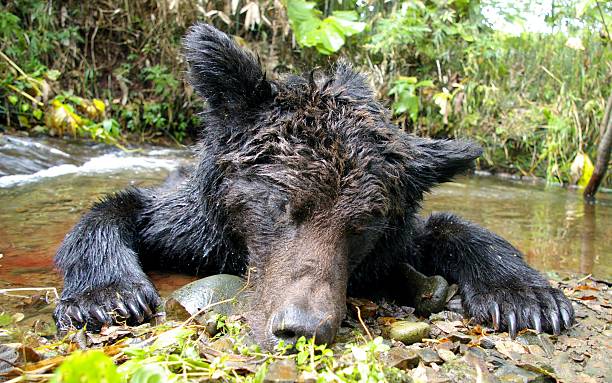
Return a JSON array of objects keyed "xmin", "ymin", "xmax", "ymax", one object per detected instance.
[{"xmin": 0, "ymin": 135, "xmax": 610, "ymax": 304}]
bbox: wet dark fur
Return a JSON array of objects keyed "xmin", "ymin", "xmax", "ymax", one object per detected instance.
[{"xmin": 54, "ymin": 24, "xmax": 574, "ymax": 348}]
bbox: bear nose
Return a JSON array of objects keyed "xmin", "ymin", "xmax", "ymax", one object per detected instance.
[{"xmin": 270, "ymin": 304, "xmax": 335, "ymax": 346}]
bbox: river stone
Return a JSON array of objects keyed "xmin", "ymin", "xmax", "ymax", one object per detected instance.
[
  {"xmin": 400, "ymin": 263, "xmax": 450, "ymax": 315},
  {"xmin": 417, "ymin": 348, "xmax": 443, "ymax": 364},
  {"xmin": 494, "ymin": 363, "xmax": 547, "ymax": 382},
  {"xmin": 382, "ymin": 347, "xmax": 420, "ymax": 369},
  {"xmin": 437, "ymin": 348, "xmax": 458, "ymax": 363},
  {"xmin": 264, "ymin": 359, "xmax": 298, "ymax": 383},
  {"xmin": 386, "ymin": 321, "xmax": 431, "ymax": 345},
  {"xmin": 164, "ymin": 274, "xmax": 247, "ymax": 321},
  {"xmin": 443, "ymin": 354, "xmax": 498, "ymax": 383}
]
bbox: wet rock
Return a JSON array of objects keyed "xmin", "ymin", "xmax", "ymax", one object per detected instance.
[
  {"xmin": 435, "ymin": 341, "xmax": 459, "ymax": 353},
  {"xmin": 447, "ymin": 332, "xmax": 473, "ymax": 344},
  {"xmin": 494, "ymin": 363, "xmax": 549, "ymax": 382},
  {"xmin": 479, "ymin": 337, "xmax": 496, "ymax": 349},
  {"xmin": 386, "ymin": 321, "xmax": 431, "ymax": 345},
  {"xmin": 0, "ymin": 344, "xmax": 40, "ymax": 377},
  {"xmin": 382, "ymin": 347, "xmax": 420, "ymax": 369},
  {"xmin": 437, "ymin": 348, "xmax": 458, "ymax": 362},
  {"xmin": 164, "ymin": 274, "xmax": 247, "ymax": 321},
  {"xmin": 265, "ymin": 359, "xmax": 298, "ymax": 383},
  {"xmin": 417, "ymin": 348, "xmax": 443, "ymax": 365},
  {"xmin": 454, "ymin": 351, "xmax": 498, "ymax": 383},
  {"xmin": 411, "ymin": 363, "xmax": 451, "ymax": 382},
  {"xmin": 401, "ymin": 263, "xmax": 450, "ymax": 316}
]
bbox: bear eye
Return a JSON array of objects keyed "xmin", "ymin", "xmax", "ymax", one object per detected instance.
[{"xmin": 290, "ymin": 200, "xmax": 314, "ymax": 223}]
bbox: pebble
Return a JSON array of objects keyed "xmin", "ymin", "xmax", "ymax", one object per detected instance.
[
  {"xmin": 383, "ymin": 347, "xmax": 420, "ymax": 369},
  {"xmin": 297, "ymin": 370, "xmax": 317, "ymax": 383},
  {"xmin": 494, "ymin": 363, "xmax": 545, "ymax": 382},
  {"xmin": 437, "ymin": 349, "xmax": 458, "ymax": 362},
  {"xmin": 386, "ymin": 321, "xmax": 431, "ymax": 345},
  {"xmin": 479, "ymin": 337, "xmax": 496, "ymax": 349},
  {"xmin": 418, "ymin": 348, "xmax": 443, "ymax": 364},
  {"xmin": 448, "ymin": 332, "xmax": 473, "ymax": 344}
]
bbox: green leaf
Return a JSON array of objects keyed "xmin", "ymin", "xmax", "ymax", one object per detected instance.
[
  {"xmin": 130, "ymin": 364, "xmax": 170, "ymax": 383},
  {"xmin": 284, "ymin": 0, "xmax": 365, "ymax": 55},
  {"xmin": 46, "ymin": 69, "xmax": 61, "ymax": 81},
  {"xmin": 8, "ymin": 95, "xmax": 18, "ymax": 105},
  {"xmin": 0, "ymin": 313, "xmax": 12, "ymax": 327},
  {"xmin": 327, "ymin": 14, "xmax": 366, "ymax": 36},
  {"xmin": 51, "ymin": 350, "xmax": 120, "ymax": 383},
  {"xmin": 415, "ymin": 80, "xmax": 434, "ymax": 88},
  {"xmin": 285, "ymin": 0, "xmax": 321, "ymax": 24},
  {"xmin": 319, "ymin": 19, "xmax": 346, "ymax": 53},
  {"xmin": 152, "ymin": 327, "xmax": 194, "ymax": 350},
  {"xmin": 33, "ymin": 109, "xmax": 43, "ymax": 120}
]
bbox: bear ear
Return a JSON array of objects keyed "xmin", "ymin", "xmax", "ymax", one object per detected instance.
[
  {"xmin": 183, "ymin": 23, "xmax": 273, "ymax": 114},
  {"xmin": 332, "ymin": 60, "xmax": 373, "ymax": 100},
  {"xmin": 409, "ymin": 137, "xmax": 483, "ymax": 186}
]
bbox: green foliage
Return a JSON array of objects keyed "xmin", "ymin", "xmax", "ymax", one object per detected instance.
[
  {"xmin": 0, "ymin": 0, "xmax": 609, "ymax": 185},
  {"xmin": 143, "ymin": 65, "xmax": 179, "ymax": 98},
  {"xmin": 389, "ymin": 76, "xmax": 434, "ymax": 124},
  {"xmin": 51, "ymin": 350, "xmax": 120, "ymax": 383},
  {"xmin": 284, "ymin": 0, "xmax": 366, "ymax": 55}
]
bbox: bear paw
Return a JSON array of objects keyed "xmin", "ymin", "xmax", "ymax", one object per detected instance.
[
  {"xmin": 462, "ymin": 284, "xmax": 574, "ymax": 338},
  {"xmin": 54, "ymin": 281, "xmax": 162, "ymax": 332}
]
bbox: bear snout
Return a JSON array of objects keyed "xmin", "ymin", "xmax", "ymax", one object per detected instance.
[{"xmin": 268, "ymin": 303, "xmax": 336, "ymax": 347}]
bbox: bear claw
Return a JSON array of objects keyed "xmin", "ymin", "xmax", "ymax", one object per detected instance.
[
  {"xmin": 489, "ymin": 302, "xmax": 500, "ymax": 330},
  {"xmin": 54, "ymin": 281, "xmax": 161, "ymax": 332},
  {"xmin": 463, "ymin": 285, "xmax": 574, "ymax": 338}
]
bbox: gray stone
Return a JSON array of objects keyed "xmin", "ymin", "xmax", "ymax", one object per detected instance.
[
  {"xmin": 494, "ymin": 363, "xmax": 550, "ymax": 382},
  {"xmin": 164, "ymin": 274, "xmax": 247, "ymax": 321},
  {"xmin": 437, "ymin": 348, "xmax": 458, "ymax": 362},
  {"xmin": 418, "ymin": 348, "xmax": 443, "ymax": 364},
  {"xmin": 479, "ymin": 337, "xmax": 496, "ymax": 349},
  {"xmin": 383, "ymin": 347, "xmax": 420, "ymax": 369}
]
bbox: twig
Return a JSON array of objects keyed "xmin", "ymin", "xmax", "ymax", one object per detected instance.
[
  {"xmin": 355, "ymin": 306, "xmax": 372, "ymax": 341},
  {"xmin": 540, "ymin": 65, "xmax": 563, "ymax": 86},
  {"xmin": 0, "ymin": 287, "xmax": 59, "ymax": 300},
  {"xmin": 4, "ymin": 84, "xmax": 44, "ymax": 107},
  {"xmin": 595, "ymin": 1, "xmax": 610, "ymax": 42}
]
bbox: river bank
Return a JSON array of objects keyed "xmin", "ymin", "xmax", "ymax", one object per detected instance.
[{"xmin": 0, "ymin": 274, "xmax": 610, "ymax": 382}]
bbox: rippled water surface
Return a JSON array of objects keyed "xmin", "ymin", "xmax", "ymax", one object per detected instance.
[{"xmin": 0, "ymin": 135, "xmax": 610, "ymax": 300}]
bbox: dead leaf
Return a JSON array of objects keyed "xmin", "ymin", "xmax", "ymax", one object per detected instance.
[
  {"xmin": 495, "ymin": 341, "xmax": 528, "ymax": 360},
  {"xmin": 574, "ymin": 285, "xmax": 600, "ymax": 291}
]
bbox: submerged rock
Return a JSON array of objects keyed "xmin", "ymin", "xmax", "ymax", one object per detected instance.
[
  {"xmin": 386, "ymin": 321, "xmax": 431, "ymax": 345},
  {"xmin": 164, "ymin": 274, "xmax": 247, "ymax": 321}
]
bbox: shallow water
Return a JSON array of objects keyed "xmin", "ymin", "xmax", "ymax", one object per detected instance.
[{"xmin": 0, "ymin": 136, "xmax": 610, "ymax": 302}]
